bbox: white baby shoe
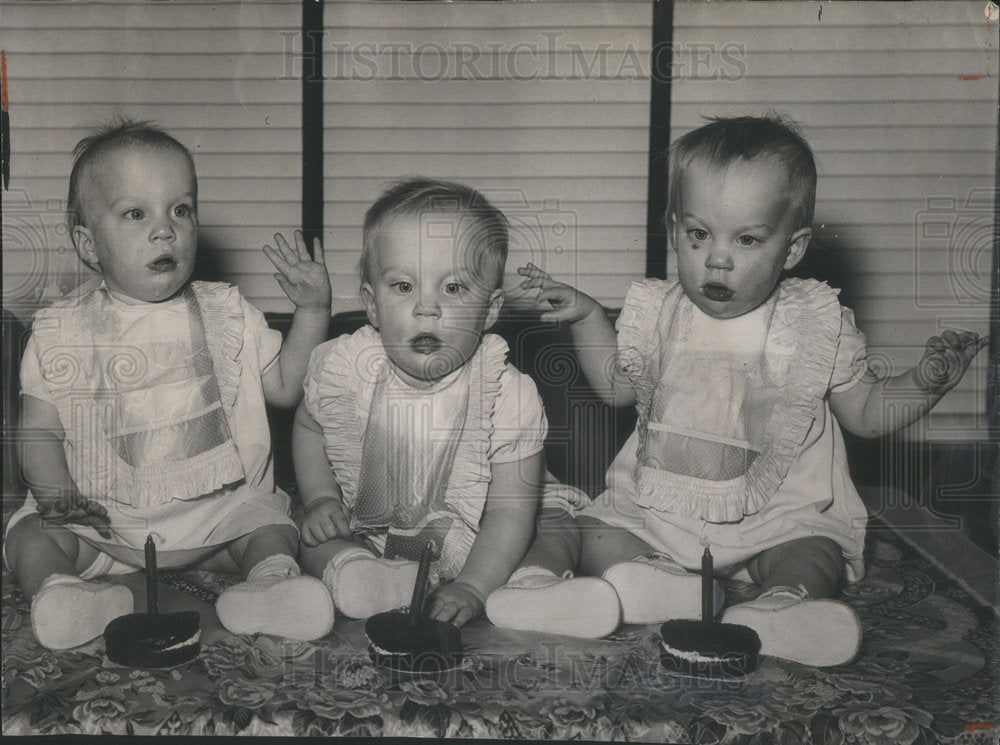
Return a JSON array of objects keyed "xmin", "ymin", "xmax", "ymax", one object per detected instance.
[
  {"xmin": 485, "ymin": 567, "xmax": 621, "ymax": 638},
  {"xmin": 602, "ymin": 551, "xmax": 725, "ymax": 624},
  {"xmin": 721, "ymin": 585, "xmax": 861, "ymax": 667},
  {"xmin": 31, "ymin": 574, "xmax": 133, "ymax": 650},
  {"xmin": 216, "ymin": 557, "xmax": 334, "ymax": 641},
  {"xmin": 322, "ymin": 547, "xmax": 420, "ymax": 619}
]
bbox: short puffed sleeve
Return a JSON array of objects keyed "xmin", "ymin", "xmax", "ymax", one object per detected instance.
[
  {"xmin": 830, "ymin": 306, "xmax": 869, "ymax": 393},
  {"xmin": 489, "ymin": 363, "xmax": 548, "ymax": 463},
  {"xmin": 18, "ymin": 334, "xmax": 53, "ymax": 404},
  {"xmin": 240, "ymin": 296, "xmax": 283, "ymax": 374}
]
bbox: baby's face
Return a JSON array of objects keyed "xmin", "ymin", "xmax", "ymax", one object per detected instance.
[
  {"xmin": 672, "ymin": 158, "xmax": 810, "ymax": 319},
  {"xmin": 362, "ymin": 214, "xmax": 503, "ymax": 387},
  {"xmin": 73, "ymin": 146, "xmax": 197, "ymax": 304}
]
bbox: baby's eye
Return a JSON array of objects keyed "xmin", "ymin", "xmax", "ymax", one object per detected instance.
[
  {"xmin": 124, "ymin": 208, "xmax": 144, "ymax": 221},
  {"xmin": 392, "ymin": 281, "xmax": 413, "ymax": 294},
  {"xmin": 173, "ymin": 204, "xmax": 192, "ymax": 218},
  {"xmin": 443, "ymin": 282, "xmax": 465, "ymax": 295},
  {"xmin": 737, "ymin": 234, "xmax": 761, "ymax": 247},
  {"xmin": 688, "ymin": 228, "xmax": 709, "ymax": 242}
]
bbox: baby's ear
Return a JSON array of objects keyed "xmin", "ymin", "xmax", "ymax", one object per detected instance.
[
  {"xmin": 784, "ymin": 227, "xmax": 812, "ymax": 270},
  {"xmin": 71, "ymin": 225, "xmax": 100, "ymax": 270},
  {"xmin": 360, "ymin": 282, "xmax": 379, "ymax": 328},
  {"xmin": 483, "ymin": 288, "xmax": 504, "ymax": 331}
]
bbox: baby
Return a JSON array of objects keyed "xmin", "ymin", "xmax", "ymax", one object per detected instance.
[
  {"xmin": 487, "ymin": 115, "xmax": 986, "ymax": 666},
  {"xmin": 6, "ymin": 120, "xmax": 336, "ymax": 648},
  {"xmin": 295, "ymin": 178, "xmax": 587, "ymax": 627}
]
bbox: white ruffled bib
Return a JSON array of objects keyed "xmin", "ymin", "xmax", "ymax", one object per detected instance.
[
  {"xmin": 618, "ymin": 278, "xmax": 843, "ymax": 523},
  {"xmin": 31, "ymin": 283, "xmax": 248, "ymax": 508}
]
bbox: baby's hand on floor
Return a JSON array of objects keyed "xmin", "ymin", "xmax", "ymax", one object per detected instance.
[
  {"xmin": 35, "ymin": 494, "xmax": 111, "ymax": 538},
  {"xmin": 916, "ymin": 330, "xmax": 988, "ymax": 394},
  {"xmin": 513, "ymin": 263, "xmax": 600, "ymax": 324},
  {"xmin": 425, "ymin": 581, "xmax": 485, "ymax": 628},
  {"xmin": 264, "ymin": 230, "xmax": 332, "ymax": 312},
  {"xmin": 299, "ymin": 497, "xmax": 352, "ymax": 546}
]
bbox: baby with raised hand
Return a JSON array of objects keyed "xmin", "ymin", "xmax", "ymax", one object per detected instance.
[
  {"xmin": 6, "ymin": 119, "xmax": 335, "ymax": 649},
  {"xmin": 486, "ymin": 115, "xmax": 986, "ymax": 666},
  {"xmin": 295, "ymin": 178, "xmax": 588, "ymax": 627}
]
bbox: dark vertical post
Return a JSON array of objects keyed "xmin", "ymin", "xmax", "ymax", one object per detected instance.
[
  {"xmin": 302, "ymin": 0, "xmax": 324, "ymax": 256},
  {"xmin": 988, "ymin": 122, "xmax": 999, "ymax": 502},
  {"xmin": 645, "ymin": 0, "xmax": 673, "ymax": 279}
]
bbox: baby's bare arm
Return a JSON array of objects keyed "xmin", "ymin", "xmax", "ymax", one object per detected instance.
[
  {"xmin": 830, "ymin": 331, "xmax": 987, "ymax": 437},
  {"xmin": 514, "ymin": 264, "xmax": 636, "ymax": 407},
  {"xmin": 262, "ymin": 232, "xmax": 332, "ymax": 407},
  {"xmin": 19, "ymin": 395, "xmax": 110, "ymax": 536}
]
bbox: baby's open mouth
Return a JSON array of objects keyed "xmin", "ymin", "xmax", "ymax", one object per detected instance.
[
  {"xmin": 410, "ymin": 334, "xmax": 442, "ymax": 355},
  {"xmin": 147, "ymin": 255, "xmax": 177, "ymax": 273},
  {"xmin": 702, "ymin": 282, "xmax": 734, "ymax": 302}
]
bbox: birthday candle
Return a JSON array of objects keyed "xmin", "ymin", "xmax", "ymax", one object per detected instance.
[
  {"xmin": 408, "ymin": 541, "xmax": 434, "ymax": 626},
  {"xmin": 701, "ymin": 546, "xmax": 713, "ymax": 622},
  {"xmin": 145, "ymin": 535, "xmax": 158, "ymax": 617}
]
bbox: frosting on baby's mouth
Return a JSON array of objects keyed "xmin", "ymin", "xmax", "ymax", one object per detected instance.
[
  {"xmin": 147, "ymin": 255, "xmax": 178, "ymax": 272},
  {"xmin": 410, "ymin": 335, "xmax": 442, "ymax": 355},
  {"xmin": 701, "ymin": 282, "xmax": 734, "ymax": 302}
]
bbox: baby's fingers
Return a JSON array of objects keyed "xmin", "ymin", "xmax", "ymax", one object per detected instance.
[
  {"xmin": 426, "ymin": 594, "xmax": 458, "ymax": 624},
  {"xmin": 308, "ymin": 234, "xmax": 325, "ymax": 264},
  {"xmin": 516, "ymin": 263, "xmax": 555, "ymax": 287},
  {"xmin": 263, "ymin": 240, "xmax": 293, "ymax": 276}
]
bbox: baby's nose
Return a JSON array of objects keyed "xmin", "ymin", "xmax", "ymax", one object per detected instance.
[
  {"xmin": 413, "ymin": 294, "xmax": 441, "ymax": 316},
  {"xmin": 705, "ymin": 249, "xmax": 734, "ymax": 270},
  {"xmin": 150, "ymin": 219, "xmax": 176, "ymax": 241}
]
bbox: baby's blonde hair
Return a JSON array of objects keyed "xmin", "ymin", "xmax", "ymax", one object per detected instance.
[
  {"xmin": 667, "ymin": 114, "xmax": 817, "ymax": 231},
  {"xmin": 67, "ymin": 118, "xmax": 196, "ymax": 229},
  {"xmin": 361, "ymin": 178, "xmax": 509, "ymax": 291}
]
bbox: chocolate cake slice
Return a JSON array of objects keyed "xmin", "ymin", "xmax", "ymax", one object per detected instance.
[
  {"xmin": 103, "ymin": 535, "xmax": 201, "ymax": 668},
  {"xmin": 660, "ymin": 619, "xmax": 760, "ymax": 677},
  {"xmin": 364, "ymin": 540, "xmax": 462, "ymax": 677}
]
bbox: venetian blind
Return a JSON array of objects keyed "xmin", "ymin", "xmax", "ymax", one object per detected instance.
[
  {"xmin": 317, "ymin": 0, "xmax": 652, "ymax": 314},
  {"xmin": 1, "ymin": 0, "xmax": 303, "ymax": 320},
  {"xmin": 672, "ymin": 0, "xmax": 997, "ymax": 438}
]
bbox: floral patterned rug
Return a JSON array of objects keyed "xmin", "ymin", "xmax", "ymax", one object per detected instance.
[{"xmin": 3, "ymin": 523, "xmax": 998, "ymax": 743}]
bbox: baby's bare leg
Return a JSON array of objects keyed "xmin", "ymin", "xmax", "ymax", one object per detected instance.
[
  {"xmin": 226, "ymin": 523, "xmax": 299, "ymax": 580},
  {"xmin": 299, "ymin": 535, "xmax": 369, "ymax": 579},
  {"xmin": 5, "ymin": 514, "xmax": 99, "ymax": 598},
  {"xmin": 576, "ymin": 515, "xmax": 657, "ymax": 576},
  {"xmin": 746, "ymin": 536, "xmax": 843, "ymax": 598},
  {"xmin": 517, "ymin": 507, "xmax": 581, "ymax": 575}
]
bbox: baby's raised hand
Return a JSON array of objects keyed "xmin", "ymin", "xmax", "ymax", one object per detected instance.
[
  {"xmin": 514, "ymin": 263, "xmax": 600, "ymax": 324},
  {"xmin": 916, "ymin": 330, "xmax": 988, "ymax": 395},
  {"xmin": 299, "ymin": 496, "xmax": 352, "ymax": 547},
  {"xmin": 264, "ymin": 230, "xmax": 332, "ymax": 312},
  {"xmin": 425, "ymin": 581, "xmax": 485, "ymax": 628}
]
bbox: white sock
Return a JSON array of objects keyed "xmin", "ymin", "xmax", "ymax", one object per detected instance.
[
  {"xmin": 246, "ymin": 553, "xmax": 300, "ymax": 583},
  {"xmin": 507, "ymin": 566, "xmax": 560, "ymax": 587},
  {"xmin": 36, "ymin": 573, "xmax": 87, "ymax": 594}
]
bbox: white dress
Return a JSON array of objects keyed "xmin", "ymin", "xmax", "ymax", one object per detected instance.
[
  {"xmin": 580, "ymin": 278, "xmax": 869, "ymax": 581},
  {"xmin": 8, "ymin": 283, "xmax": 295, "ymax": 573}
]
